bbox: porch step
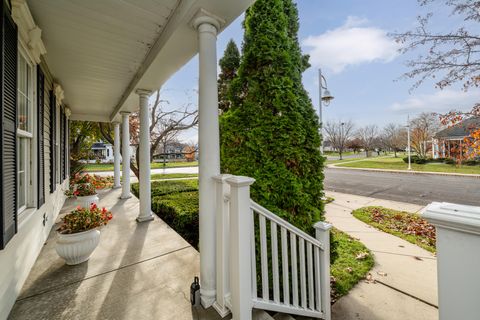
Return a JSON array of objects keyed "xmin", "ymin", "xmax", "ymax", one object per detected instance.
[
  {"xmin": 273, "ymin": 313, "xmax": 297, "ymax": 320},
  {"xmin": 253, "ymin": 309, "xmax": 275, "ymax": 320},
  {"xmin": 252, "ymin": 309, "xmax": 310, "ymax": 320}
]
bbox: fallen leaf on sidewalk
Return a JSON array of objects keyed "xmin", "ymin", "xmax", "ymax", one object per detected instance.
[
  {"xmin": 398, "ymin": 245, "xmax": 405, "ymax": 248},
  {"xmin": 364, "ymin": 273, "xmax": 375, "ymax": 284},
  {"xmin": 377, "ymin": 271, "xmax": 387, "ymax": 277},
  {"xmin": 413, "ymin": 256, "xmax": 423, "ymax": 261}
]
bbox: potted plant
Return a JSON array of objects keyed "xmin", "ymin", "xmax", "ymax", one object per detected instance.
[
  {"xmin": 74, "ymin": 183, "xmax": 99, "ymax": 208},
  {"xmin": 93, "ymin": 175, "xmax": 113, "ymax": 194},
  {"xmin": 56, "ymin": 203, "xmax": 113, "ymax": 265}
]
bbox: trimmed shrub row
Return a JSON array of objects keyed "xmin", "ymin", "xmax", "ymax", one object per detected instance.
[
  {"xmin": 132, "ymin": 180, "xmax": 199, "ymax": 248},
  {"xmin": 152, "ymin": 191, "xmax": 199, "ymax": 248},
  {"xmin": 402, "ymin": 156, "xmax": 480, "ymax": 166}
]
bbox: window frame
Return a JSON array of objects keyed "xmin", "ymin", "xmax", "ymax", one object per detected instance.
[{"xmin": 16, "ymin": 43, "xmax": 37, "ymax": 216}]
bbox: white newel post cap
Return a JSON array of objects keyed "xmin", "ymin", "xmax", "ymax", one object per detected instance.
[
  {"xmin": 314, "ymin": 221, "xmax": 333, "ymax": 231},
  {"xmin": 226, "ymin": 176, "xmax": 255, "ymax": 187},
  {"xmin": 422, "ymin": 202, "xmax": 480, "ymax": 235},
  {"xmin": 212, "ymin": 174, "xmax": 233, "ymax": 183}
]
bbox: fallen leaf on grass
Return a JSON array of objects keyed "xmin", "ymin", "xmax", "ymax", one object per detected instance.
[
  {"xmin": 345, "ymin": 267, "xmax": 353, "ymax": 273},
  {"xmin": 356, "ymin": 252, "xmax": 369, "ymax": 260}
]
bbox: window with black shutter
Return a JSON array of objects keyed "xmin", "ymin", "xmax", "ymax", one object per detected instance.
[
  {"xmin": 49, "ymin": 92, "xmax": 56, "ymax": 193},
  {"xmin": 0, "ymin": 2, "xmax": 17, "ymax": 249},
  {"xmin": 37, "ymin": 66, "xmax": 44, "ymax": 207}
]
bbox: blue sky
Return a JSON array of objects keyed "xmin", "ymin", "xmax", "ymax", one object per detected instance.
[{"xmin": 162, "ymin": 0, "xmax": 479, "ymax": 143}]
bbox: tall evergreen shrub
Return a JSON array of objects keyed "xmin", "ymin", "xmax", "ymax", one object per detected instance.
[{"xmin": 220, "ymin": 0, "xmax": 325, "ymax": 233}]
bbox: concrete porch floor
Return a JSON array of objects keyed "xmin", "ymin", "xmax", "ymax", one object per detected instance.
[{"xmin": 9, "ymin": 188, "xmax": 223, "ymax": 320}]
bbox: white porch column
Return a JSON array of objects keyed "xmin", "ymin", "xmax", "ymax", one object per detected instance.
[
  {"xmin": 113, "ymin": 121, "xmax": 121, "ymax": 189},
  {"xmin": 136, "ymin": 89, "xmax": 154, "ymax": 222},
  {"xmin": 120, "ymin": 111, "xmax": 132, "ymax": 199},
  {"xmin": 192, "ymin": 10, "xmax": 224, "ymax": 308}
]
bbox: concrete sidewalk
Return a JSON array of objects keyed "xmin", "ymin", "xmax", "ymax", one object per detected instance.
[{"xmin": 325, "ymin": 191, "xmax": 438, "ymax": 320}]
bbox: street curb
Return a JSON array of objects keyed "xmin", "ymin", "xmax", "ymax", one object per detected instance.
[{"xmin": 327, "ymin": 164, "xmax": 480, "ymax": 179}]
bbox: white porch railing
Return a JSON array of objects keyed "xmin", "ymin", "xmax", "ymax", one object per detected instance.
[{"xmin": 213, "ymin": 174, "xmax": 332, "ymax": 320}]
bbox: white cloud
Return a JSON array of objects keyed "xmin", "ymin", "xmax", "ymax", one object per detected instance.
[
  {"xmin": 302, "ymin": 16, "xmax": 399, "ymax": 73},
  {"xmin": 390, "ymin": 89, "xmax": 480, "ymax": 113}
]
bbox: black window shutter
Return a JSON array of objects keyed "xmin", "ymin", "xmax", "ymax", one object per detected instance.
[
  {"xmin": 59, "ymin": 108, "xmax": 64, "ymax": 181},
  {"xmin": 37, "ymin": 66, "xmax": 45, "ymax": 208},
  {"xmin": 65, "ymin": 117, "xmax": 69, "ymax": 179},
  {"xmin": 63, "ymin": 113, "xmax": 67, "ymax": 179},
  {"xmin": 0, "ymin": 3, "xmax": 17, "ymax": 249},
  {"xmin": 49, "ymin": 92, "xmax": 56, "ymax": 193}
]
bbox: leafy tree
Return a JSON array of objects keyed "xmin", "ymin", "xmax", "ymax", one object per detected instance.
[
  {"xmin": 218, "ymin": 39, "xmax": 240, "ymax": 113},
  {"xmin": 69, "ymin": 121, "xmax": 102, "ymax": 176},
  {"xmin": 220, "ymin": 0, "xmax": 324, "ymax": 232},
  {"xmin": 346, "ymin": 138, "xmax": 363, "ymax": 154},
  {"xmin": 394, "ymin": 0, "xmax": 480, "ymax": 157}
]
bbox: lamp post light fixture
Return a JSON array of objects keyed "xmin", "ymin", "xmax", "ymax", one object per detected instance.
[{"xmin": 319, "ymin": 68, "xmax": 334, "ymax": 154}]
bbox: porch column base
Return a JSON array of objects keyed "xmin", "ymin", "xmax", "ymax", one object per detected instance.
[
  {"xmin": 200, "ymin": 288, "xmax": 216, "ymax": 308},
  {"xmin": 120, "ymin": 195, "xmax": 132, "ymax": 200},
  {"xmin": 212, "ymin": 302, "xmax": 231, "ymax": 318},
  {"xmin": 136, "ymin": 215, "xmax": 154, "ymax": 223}
]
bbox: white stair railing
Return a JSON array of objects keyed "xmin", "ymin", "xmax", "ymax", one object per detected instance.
[{"xmin": 213, "ymin": 175, "xmax": 331, "ymax": 320}]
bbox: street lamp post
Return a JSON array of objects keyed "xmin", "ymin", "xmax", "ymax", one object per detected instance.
[
  {"xmin": 406, "ymin": 115, "xmax": 412, "ymax": 170},
  {"xmin": 318, "ymin": 68, "xmax": 334, "ymax": 154}
]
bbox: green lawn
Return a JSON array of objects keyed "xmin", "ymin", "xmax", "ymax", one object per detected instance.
[
  {"xmin": 150, "ymin": 173, "xmax": 198, "ymax": 180},
  {"xmin": 330, "ymin": 228, "xmax": 374, "ymax": 302},
  {"xmin": 352, "ymin": 206, "xmax": 436, "ymax": 253},
  {"xmin": 336, "ymin": 156, "xmax": 480, "ymax": 174},
  {"xmin": 83, "ymin": 161, "xmax": 198, "ymax": 172}
]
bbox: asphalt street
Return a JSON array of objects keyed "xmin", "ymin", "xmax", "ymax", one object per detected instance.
[{"xmin": 324, "ymin": 167, "xmax": 480, "ymax": 206}]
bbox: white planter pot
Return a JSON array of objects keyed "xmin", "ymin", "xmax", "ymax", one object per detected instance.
[
  {"xmin": 76, "ymin": 194, "xmax": 99, "ymax": 208},
  {"xmin": 56, "ymin": 229, "xmax": 101, "ymax": 265}
]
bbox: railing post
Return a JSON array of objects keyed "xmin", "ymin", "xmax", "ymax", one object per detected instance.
[
  {"xmin": 314, "ymin": 221, "xmax": 332, "ymax": 320},
  {"xmin": 227, "ymin": 176, "xmax": 255, "ymax": 320},
  {"xmin": 212, "ymin": 174, "xmax": 232, "ymax": 317},
  {"xmin": 423, "ymin": 202, "xmax": 480, "ymax": 320}
]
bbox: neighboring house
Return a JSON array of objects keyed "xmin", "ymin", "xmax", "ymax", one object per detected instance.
[
  {"xmin": 82, "ymin": 141, "xmax": 136, "ymax": 164},
  {"xmin": 90, "ymin": 142, "xmax": 114, "ymax": 163},
  {"xmin": 432, "ymin": 117, "xmax": 480, "ymax": 159},
  {"xmin": 153, "ymin": 141, "xmax": 188, "ymax": 161}
]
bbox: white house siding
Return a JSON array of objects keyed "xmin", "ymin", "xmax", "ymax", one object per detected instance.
[{"xmin": 0, "ymin": 40, "xmax": 68, "ymax": 320}]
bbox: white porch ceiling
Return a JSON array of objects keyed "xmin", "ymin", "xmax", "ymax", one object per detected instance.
[{"xmin": 27, "ymin": 0, "xmax": 253, "ymax": 122}]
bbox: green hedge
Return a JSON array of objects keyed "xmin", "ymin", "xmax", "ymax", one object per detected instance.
[
  {"xmin": 152, "ymin": 191, "xmax": 199, "ymax": 248},
  {"xmin": 132, "ymin": 180, "xmax": 199, "ymax": 248},
  {"xmin": 132, "ymin": 180, "xmax": 198, "ymax": 197}
]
